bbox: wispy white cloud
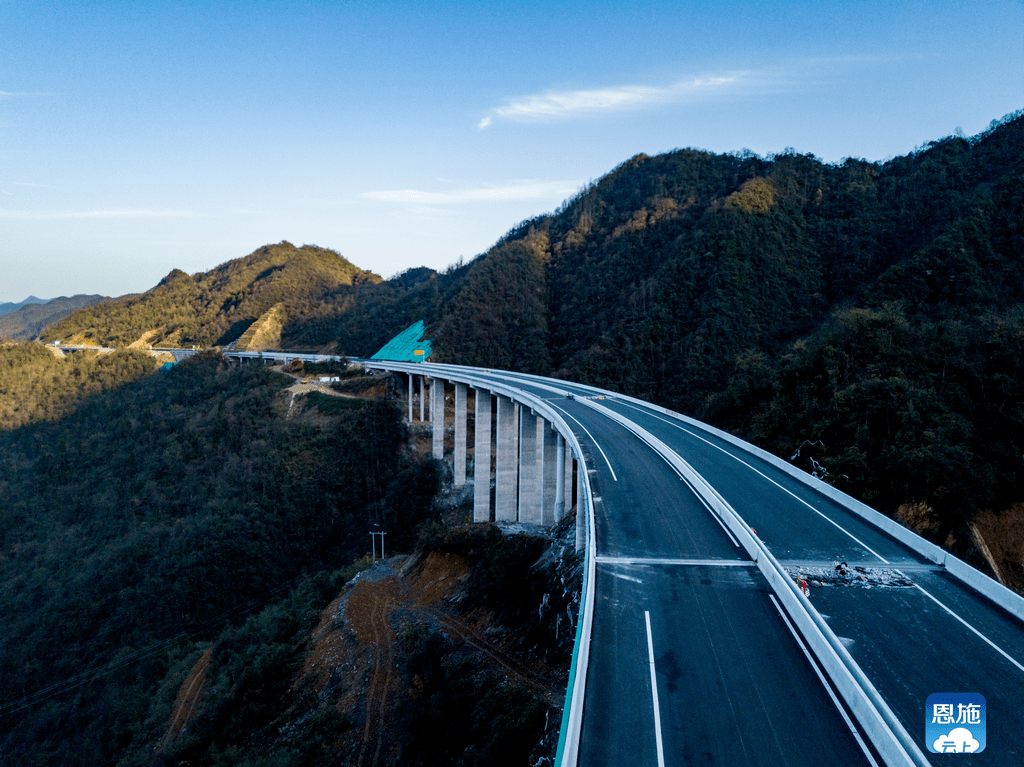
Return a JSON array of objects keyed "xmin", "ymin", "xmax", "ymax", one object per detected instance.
[
  {"xmin": 0, "ymin": 209, "xmax": 203, "ymax": 219},
  {"xmin": 362, "ymin": 180, "xmax": 580, "ymax": 204},
  {"xmin": 478, "ymin": 74, "xmax": 744, "ymax": 128}
]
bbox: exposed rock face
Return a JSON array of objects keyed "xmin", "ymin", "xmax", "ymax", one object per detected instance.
[{"xmin": 235, "ymin": 302, "xmax": 287, "ymax": 351}]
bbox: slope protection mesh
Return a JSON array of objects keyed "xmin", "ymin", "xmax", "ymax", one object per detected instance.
[{"xmin": 369, "ymin": 320, "xmax": 432, "ymax": 362}]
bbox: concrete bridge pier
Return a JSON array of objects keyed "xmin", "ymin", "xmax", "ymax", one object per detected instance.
[
  {"xmin": 564, "ymin": 446, "xmax": 575, "ymax": 520},
  {"xmin": 431, "ymin": 378, "xmax": 445, "ymax": 460},
  {"xmin": 473, "ymin": 389, "xmax": 492, "ymax": 522},
  {"xmin": 390, "ymin": 370, "xmax": 580, "ymax": 540},
  {"xmin": 576, "ymin": 461, "xmax": 585, "ymax": 551},
  {"xmin": 541, "ymin": 422, "xmax": 558, "ymax": 525},
  {"xmin": 518, "ymin": 410, "xmax": 541, "ymax": 523},
  {"xmin": 454, "ymin": 383, "xmax": 467, "ymax": 486},
  {"xmin": 555, "ymin": 434, "xmax": 566, "ymax": 522},
  {"xmin": 495, "ymin": 395, "xmax": 518, "ymax": 521}
]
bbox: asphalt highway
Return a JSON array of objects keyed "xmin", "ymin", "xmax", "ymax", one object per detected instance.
[
  {"xmin": 289, "ymin": 356, "xmax": 1023, "ymax": 764},
  {"xmin": 458, "ymin": 372, "xmax": 879, "ymax": 766},
  {"xmin": 483, "ymin": 369, "xmax": 1024, "ymax": 765}
]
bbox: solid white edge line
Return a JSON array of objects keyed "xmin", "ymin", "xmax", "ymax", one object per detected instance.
[
  {"xmin": 912, "ymin": 584, "xmax": 1024, "ymax": 674},
  {"xmin": 645, "ymin": 611, "xmax": 667, "ymax": 767},
  {"xmin": 617, "ymin": 400, "xmax": 891, "ymax": 563},
  {"xmin": 768, "ymin": 594, "xmax": 880, "ymax": 767},
  {"xmin": 552, "ymin": 403, "xmax": 618, "ymax": 481}
]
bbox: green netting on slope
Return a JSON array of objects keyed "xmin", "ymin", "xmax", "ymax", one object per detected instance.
[{"xmin": 369, "ymin": 320, "xmax": 433, "ymax": 362}]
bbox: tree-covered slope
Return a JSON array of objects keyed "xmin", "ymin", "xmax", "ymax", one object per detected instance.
[
  {"xmin": 30, "ymin": 110, "xmax": 1024, "ymax": 556},
  {"xmin": 41, "ymin": 242, "xmax": 381, "ymax": 349},
  {"xmin": 0, "ymin": 350, "xmax": 438, "ymax": 766},
  {"xmin": 429, "ymin": 111, "xmax": 1024, "ymax": 554}
]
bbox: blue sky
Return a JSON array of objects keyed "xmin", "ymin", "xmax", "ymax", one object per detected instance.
[{"xmin": 2, "ymin": 0, "xmax": 1022, "ymax": 303}]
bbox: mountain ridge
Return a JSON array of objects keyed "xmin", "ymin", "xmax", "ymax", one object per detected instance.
[
  {"xmin": 40, "ymin": 242, "xmax": 381, "ymax": 349},
  {"xmin": 0, "ymin": 294, "xmax": 111, "ymax": 341},
  {"xmin": 0, "ymin": 295, "xmax": 48, "ymax": 317},
  {"xmin": 31, "ymin": 109, "xmax": 1024, "ymax": 572}
]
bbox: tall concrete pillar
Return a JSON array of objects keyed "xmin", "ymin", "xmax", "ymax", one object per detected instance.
[
  {"xmin": 554, "ymin": 433, "xmax": 566, "ymax": 523},
  {"xmin": 431, "ymin": 377, "xmax": 445, "ymax": 460},
  {"xmin": 576, "ymin": 455, "xmax": 585, "ymax": 551},
  {"xmin": 473, "ymin": 389, "xmax": 492, "ymax": 522},
  {"xmin": 454, "ymin": 383, "xmax": 468, "ymax": 486},
  {"xmin": 540, "ymin": 422, "xmax": 558, "ymax": 525},
  {"xmin": 495, "ymin": 395, "xmax": 518, "ymax": 522},
  {"xmin": 407, "ymin": 374, "xmax": 414, "ymax": 423},
  {"xmin": 564, "ymin": 443, "xmax": 574, "ymax": 519},
  {"xmin": 518, "ymin": 410, "xmax": 541, "ymax": 524},
  {"xmin": 419, "ymin": 375, "xmax": 426, "ymax": 422}
]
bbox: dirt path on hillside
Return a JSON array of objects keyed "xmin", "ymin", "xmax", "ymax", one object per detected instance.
[
  {"xmin": 158, "ymin": 647, "xmax": 212, "ymax": 750},
  {"xmin": 348, "ymin": 577, "xmax": 401, "ymax": 767}
]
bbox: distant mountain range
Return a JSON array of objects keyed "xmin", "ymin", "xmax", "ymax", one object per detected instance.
[
  {"xmin": 0, "ymin": 295, "xmax": 110, "ymax": 341},
  {"xmin": 0, "ymin": 296, "xmax": 48, "ymax": 317}
]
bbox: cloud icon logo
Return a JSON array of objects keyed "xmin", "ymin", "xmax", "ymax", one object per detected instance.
[{"xmin": 932, "ymin": 728, "xmax": 981, "ymax": 753}]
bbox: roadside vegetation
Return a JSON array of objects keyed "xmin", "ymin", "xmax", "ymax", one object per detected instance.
[{"xmin": 0, "ymin": 351, "xmax": 434, "ymax": 765}]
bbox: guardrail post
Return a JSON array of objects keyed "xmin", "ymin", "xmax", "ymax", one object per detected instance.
[{"xmin": 473, "ymin": 389, "xmax": 492, "ymax": 522}]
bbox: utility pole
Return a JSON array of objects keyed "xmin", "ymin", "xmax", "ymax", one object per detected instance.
[{"xmin": 369, "ymin": 527, "xmax": 387, "ymax": 561}]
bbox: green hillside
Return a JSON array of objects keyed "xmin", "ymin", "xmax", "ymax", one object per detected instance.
[
  {"xmin": 30, "ymin": 109, "xmax": 1024, "ymax": 561},
  {"xmin": 424, "ymin": 111, "xmax": 1024, "ymax": 555},
  {"xmin": 4, "ymin": 107, "xmax": 1024, "ymax": 766},
  {"xmin": 41, "ymin": 242, "xmax": 381, "ymax": 349}
]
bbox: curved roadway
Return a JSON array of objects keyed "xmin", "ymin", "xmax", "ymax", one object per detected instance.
[
  {"xmin": 416, "ymin": 363, "xmax": 1024, "ymax": 767},
  {"xmin": 219, "ymin": 350, "xmax": 1023, "ymax": 766}
]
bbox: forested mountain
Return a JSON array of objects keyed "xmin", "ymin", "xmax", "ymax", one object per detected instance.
[
  {"xmin": 428, "ymin": 110, "xmax": 1024, "ymax": 562},
  {"xmin": 0, "ymin": 346, "xmax": 568, "ymax": 765},
  {"xmin": 0, "ymin": 294, "xmax": 109, "ymax": 341},
  {"xmin": 5, "ymin": 108, "xmax": 1023, "ymax": 764},
  {"xmin": 0, "ymin": 350, "xmax": 434, "ymax": 764},
  {"xmin": 39, "ymin": 111, "xmax": 1024, "ymax": 566},
  {"xmin": 41, "ymin": 242, "xmax": 381, "ymax": 349},
  {"xmin": 0, "ymin": 296, "xmax": 48, "ymax": 317}
]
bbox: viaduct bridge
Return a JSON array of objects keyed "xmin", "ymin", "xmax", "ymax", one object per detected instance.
[{"xmin": 177, "ymin": 349, "xmax": 1024, "ymax": 765}]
